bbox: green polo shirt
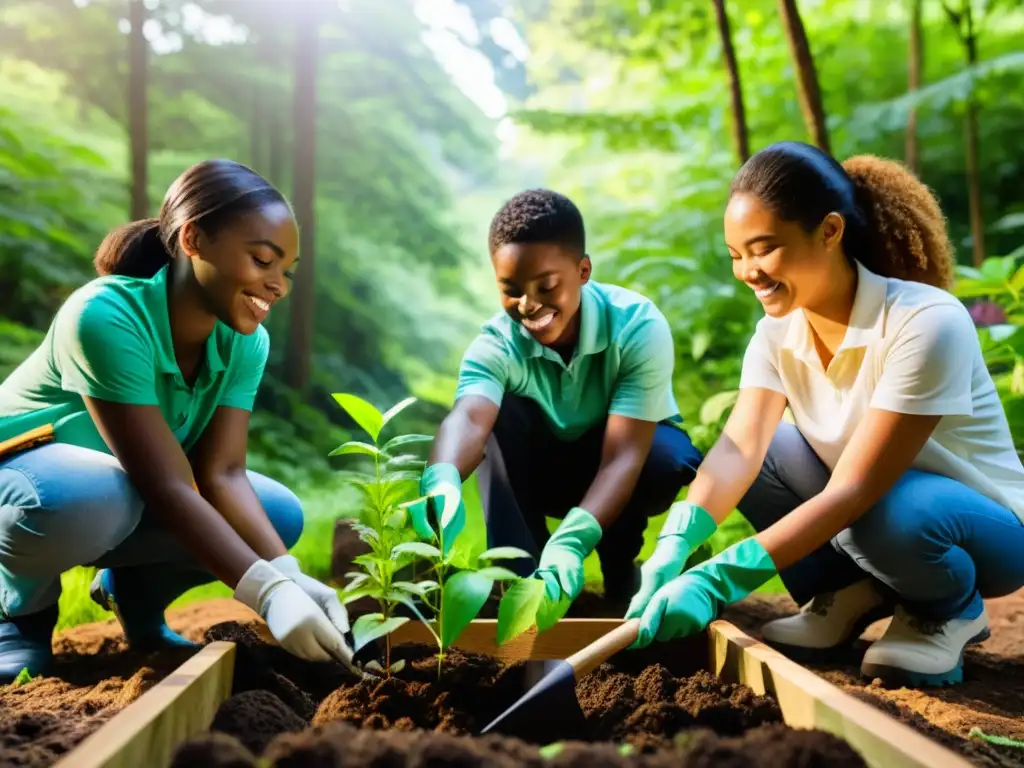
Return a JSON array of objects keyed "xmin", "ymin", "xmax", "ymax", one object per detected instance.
[
  {"xmin": 456, "ymin": 280, "xmax": 678, "ymax": 440},
  {"xmin": 0, "ymin": 264, "xmax": 269, "ymax": 455}
]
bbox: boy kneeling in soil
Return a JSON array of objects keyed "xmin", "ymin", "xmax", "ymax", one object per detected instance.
[{"xmin": 409, "ymin": 189, "xmax": 703, "ymax": 612}]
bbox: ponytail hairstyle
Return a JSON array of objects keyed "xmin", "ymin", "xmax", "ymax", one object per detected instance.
[
  {"xmin": 728, "ymin": 141, "xmax": 955, "ymax": 290},
  {"xmin": 94, "ymin": 159, "xmax": 288, "ymax": 278}
]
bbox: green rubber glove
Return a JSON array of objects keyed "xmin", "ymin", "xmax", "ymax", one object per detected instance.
[
  {"xmin": 407, "ymin": 463, "xmax": 466, "ymax": 556},
  {"xmin": 633, "ymin": 537, "xmax": 777, "ymax": 648},
  {"xmin": 535, "ymin": 506, "xmax": 603, "ymax": 602},
  {"xmin": 625, "ymin": 501, "xmax": 717, "ymax": 620}
]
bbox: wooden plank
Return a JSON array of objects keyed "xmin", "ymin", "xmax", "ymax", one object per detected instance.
[
  {"xmin": 708, "ymin": 619, "xmax": 975, "ymax": 768},
  {"xmin": 391, "ymin": 618, "xmax": 627, "ymax": 662},
  {"xmin": 53, "ymin": 641, "xmax": 236, "ymax": 768}
]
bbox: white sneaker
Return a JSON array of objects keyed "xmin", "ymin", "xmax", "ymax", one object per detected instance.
[
  {"xmin": 761, "ymin": 579, "xmax": 889, "ymax": 659},
  {"xmin": 860, "ymin": 604, "xmax": 990, "ymax": 686}
]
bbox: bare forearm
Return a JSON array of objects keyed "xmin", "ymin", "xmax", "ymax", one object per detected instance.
[
  {"xmin": 685, "ymin": 433, "xmax": 764, "ymax": 524},
  {"xmin": 148, "ymin": 482, "xmax": 261, "ymax": 587},
  {"xmin": 579, "ymin": 452, "xmax": 646, "ymax": 528},
  {"xmin": 428, "ymin": 409, "xmax": 490, "ymax": 480},
  {"xmin": 197, "ymin": 470, "xmax": 288, "ymax": 561},
  {"xmin": 755, "ymin": 485, "xmax": 862, "ymax": 571}
]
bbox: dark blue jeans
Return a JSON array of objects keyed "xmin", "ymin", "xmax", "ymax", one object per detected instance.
[
  {"xmin": 0, "ymin": 442, "xmax": 303, "ymax": 619},
  {"xmin": 738, "ymin": 423, "xmax": 1024, "ymax": 622},
  {"xmin": 476, "ymin": 394, "xmax": 703, "ymax": 598}
]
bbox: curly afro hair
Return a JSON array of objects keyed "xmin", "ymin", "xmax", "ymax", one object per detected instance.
[
  {"xmin": 730, "ymin": 141, "xmax": 954, "ymax": 290},
  {"xmin": 842, "ymin": 155, "xmax": 954, "ymax": 290},
  {"xmin": 488, "ymin": 188, "xmax": 586, "ymax": 257}
]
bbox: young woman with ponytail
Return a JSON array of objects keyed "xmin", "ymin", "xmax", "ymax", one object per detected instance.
[
  {"xmin": 0, "ymin": 159, "xmax": 361, "ymax": 682},
  {"xmin": 625, "ymin": 141, "xmax": 1024, "ymax": 687}
]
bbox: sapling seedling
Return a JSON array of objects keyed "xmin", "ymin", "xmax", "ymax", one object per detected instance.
[
  {"xmin": 388, "ymin": 508, "xmax": 529, "ymax": 678},
  {"xmin": 330, "ymin": 392, "xmax": 434, "ymax": 675}
]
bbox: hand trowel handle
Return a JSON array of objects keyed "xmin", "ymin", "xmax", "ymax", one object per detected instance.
[{"xmin": 565, "ymin": 618, "xmax": 641, "ymax": 679}]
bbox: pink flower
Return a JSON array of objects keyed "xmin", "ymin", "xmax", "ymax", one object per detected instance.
[{"xmin": 968, "ymin": 300, "xmax": 1007, "ymax": 328}]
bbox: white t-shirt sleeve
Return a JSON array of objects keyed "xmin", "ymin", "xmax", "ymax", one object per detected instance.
[
  {"xmin": 739, "ymin": 322, "xmax": 786, "ymax": 395},
  {"xmin": 870, "ymin": 303, "xmax": 975, "ymax": 416}
]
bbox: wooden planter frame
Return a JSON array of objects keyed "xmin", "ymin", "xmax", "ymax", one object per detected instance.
[{"xmin": 51, "ymin": 618, "xmax": 974, "ymax": 768}]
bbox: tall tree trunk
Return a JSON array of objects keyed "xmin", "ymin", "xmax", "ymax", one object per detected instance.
[
  {"xmin": 128, "ymin": 0, "xmax": 148, "ymax": 219},
  {"xmin": 285, "ymin": 5, "xmax": 319, "ymax": 392},
  {"xmin": 906, "ymin": 0, "xmax": 922, "ymax": 174},
  {"xmin": 777, "ymin": 0, "xmax": 829, "ymax": 153},
  {"xmin": 943, "ymin": 0, "xmax": 986, "ymax": 265},
  {"xmin": 713, "ymin": 0, "xmax": 749, "ymax": 164}
]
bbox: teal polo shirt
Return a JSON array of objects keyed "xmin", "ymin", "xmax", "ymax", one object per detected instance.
[
  {"xmin": 0, "ymin": 264, "xmax": 269, "ymax": 456},
  {"xmin": 456, "ymin": 280, "xmax": 679, "ymax": 441}
]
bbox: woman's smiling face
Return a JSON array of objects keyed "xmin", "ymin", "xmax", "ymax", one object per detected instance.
[{"xmin": 724, "ymin": 191, "xmax": 843, "ymax": 318}]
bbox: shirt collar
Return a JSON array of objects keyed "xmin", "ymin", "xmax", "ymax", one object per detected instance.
[
  {"xmin": 513, "ymin": 281, "xmax": 610, "ymax": 364},
  {"xmin": 782, "ymin": 259, "xmax": 887, "ymax": 366},
  {"xmin": 149, "ymin": 264, "xmax": 228, "ymax": 377}
]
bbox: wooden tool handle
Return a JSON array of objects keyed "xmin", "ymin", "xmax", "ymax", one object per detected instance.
[{"xmin": 565, "ymin": 618, "xmax": 641, "ymax": 679}]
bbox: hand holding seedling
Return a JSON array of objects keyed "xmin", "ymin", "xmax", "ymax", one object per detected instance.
[
  {"xmin": 408, "ymin": 462, "xmax": 466, "ymax": 556},
  {"xmin": 632, "ymin": 538, "xmax": 777, "ymax": 648},
  {"xmin": 534, "ymin": 506, "xmax": 603, "ymax": 603},
  {"xmin": 624, "ymin": 502, "xmax": 718, "ymax": 620}
]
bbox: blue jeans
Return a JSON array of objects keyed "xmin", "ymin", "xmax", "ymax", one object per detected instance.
[
  {"xmin": 476, "ymin": 394, "xmax": 703, "ymax": 596},
  {"xmin": 0, "ymin": 442, "xmax": 303, "ymax": 619},
  {"xmin": 738, "ymin": 423, "xmax": 1024, "ymax": 621}
]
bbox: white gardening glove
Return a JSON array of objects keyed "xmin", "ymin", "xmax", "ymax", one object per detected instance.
[
  {"xmin": 234, "ymin": 559, "xmax": 362, "ymax": 677},
  {"xmin": 270, "ymin": 554, "xmax": 350, "ymax": 634}
]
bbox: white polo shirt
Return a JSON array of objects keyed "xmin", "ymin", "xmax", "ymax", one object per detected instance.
[{"xmin": 740, "ymin": 259, "xmax": 1024, "ymax": 524}]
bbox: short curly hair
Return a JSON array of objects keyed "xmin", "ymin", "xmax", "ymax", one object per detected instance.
[
  {"xmin": 488, "ymin": 188, "xmax": 586, "ymax": 257},
  {"xmin": 730, "ymin": 142, "xmax": 954, "ymax": 290}
]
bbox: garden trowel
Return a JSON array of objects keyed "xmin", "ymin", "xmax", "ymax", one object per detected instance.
[{"xmin": 479, "ymin": 618, "xmax": 641, "ymax": 744}]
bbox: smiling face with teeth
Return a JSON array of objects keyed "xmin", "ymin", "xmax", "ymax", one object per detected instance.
[
  {"xmin": 491, "ymin": 242, "xmax": 592, "ymax": 349},
  {"xmin": 723, "ymin": 192, "xmax": 845, "ymax": 319},
  {"xmin": 181, "ymin": 201, "xmax": 300, "ymax": 335}
]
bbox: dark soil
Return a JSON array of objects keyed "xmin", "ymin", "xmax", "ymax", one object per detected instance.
[
  {"xmin": 170, "ymin": 619, "xmax": 867, "ymax": 767},
  {"xmin": 0, "ymin": 637, "xmax": 194, "ymax": 766}
]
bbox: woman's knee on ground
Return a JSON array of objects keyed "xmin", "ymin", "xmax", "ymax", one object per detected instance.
[
  {"xmin": 0, "ymin": 463, "xmax": 142, "ymax": 577},
  {"xmin": 247, "ymin": 471, "xmax": 304, "ymax": 549}
]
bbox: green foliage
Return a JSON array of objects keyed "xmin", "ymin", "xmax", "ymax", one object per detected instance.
[
  {"xmin": 951, "ymin": 247, "xmax": 1024, "ymax": 456},
  {"xmin": 331, "ymin": 390, "xmax": 529, "ymax": 676}
]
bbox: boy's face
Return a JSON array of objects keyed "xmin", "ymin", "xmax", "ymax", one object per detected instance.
[{"xmin": 491, "ymin": 242, "xmax": 591, "ymax": 347}]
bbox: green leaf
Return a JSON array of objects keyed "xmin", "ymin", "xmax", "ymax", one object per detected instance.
[
  {"xmin": 12, "ymin": 667, "xmax": 32, "ymax": 686},
  {"xmin": 351, "ymin": 613, "xmax": 410, "ymax": 653},
  {"xmin": 478, "ymin": 546, "xmax": 532, "ymax": 562},
  {"xmin": 345, "ymin": 573, "xmax": 370, "ymax": 589},
  {"xmin": 332, "ymin": 393, "xmax": 385, "ymax": 442},
  {"xmin": 691, "ymin": 330, "xmax": 711, "ymax": 360},
  {"xmin": 381, "ymin": 433, "xmax": 433, "ymax": 454},
  {"xmin": 393, "ymin": 580, "xmax": 440, "ymax": 597},
  {"xmin": 340, "ymin": 584, "xmax": 381, "ymax": 605},
  {"xmin": 392, "ymin": 541, "xmax": 442, "ymax": 559},
  {"xmin": 440, "ymin": 570, "xmax": 494, "ymax": 649},
  {"xmin": 536, "ymin": 591, "xmax": 572, "ymax": 632},
  {"xmin": 496, "ymin": 578, "xmax": 545, "ymax": 646},
  {"xmin": 389, "ymin": 659, "xmax": 407, "ymax": 674},
  {"xmin": 699, "ymin": 390, "xmax": 739, "ymax": 425},
  {"xmin": 539, "ymin": 742, "xmax": 565, "ymax": 759},
  {"xmin": 475, "ymin": 566, "xmax": 520, "ymax": 581},
  {"xmin": 328, "ymin": 441, "xmax": 388, "ymax": 458},
  {"xmin": 381, "ymin": 396, "xmax": 417, "ymax": 426}
]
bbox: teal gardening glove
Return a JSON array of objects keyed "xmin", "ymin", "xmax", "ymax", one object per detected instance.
[
  {"xmin": 535, "ymin": 506, "xmax": 603, "ymax": 603},
  {"xmin": 625, "ymin": 501, "xmax": 718, "ymax": 619},
  {"xmin": 407, "ymin": 463, "xmax": 466, "ymax": 555},
  {"xmin": 633, "ymin": 537, "xmax": 778, "ymax": 648}
]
